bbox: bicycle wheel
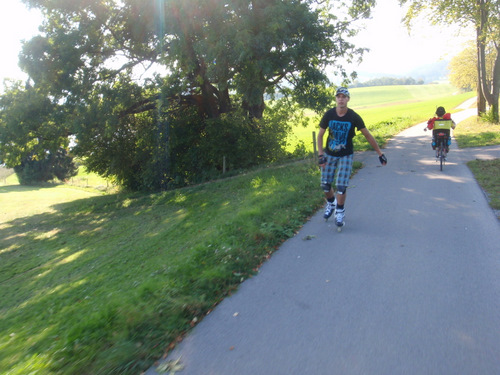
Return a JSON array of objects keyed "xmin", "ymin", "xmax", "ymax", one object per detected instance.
[{"xmin": 439, "ymin": 144, "xmax": 444, "ymax": 171}]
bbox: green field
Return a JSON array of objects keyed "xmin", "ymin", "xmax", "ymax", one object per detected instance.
[
  {"xmin": 287, "ymin": 84, "xmax": 475, "ymax": 152},
  {"xmin": 347, "ymin": 83, "xmax": 467, "ymax": 109},
  {"xmin": 0, "ymin": 83, "xmax": 495, "ymax": 375}
]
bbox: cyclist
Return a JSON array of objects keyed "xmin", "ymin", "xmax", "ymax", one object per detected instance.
[{"xmin": 424, "ymin": 106, "xmax": 456, "ymax": 157}]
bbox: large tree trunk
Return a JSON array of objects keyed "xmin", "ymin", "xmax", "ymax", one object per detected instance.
[
  {"xmin": 476, "ymin": 2, "xmax": 487, "ymax": 115},
  {"xmin": 217, "ymin": 87, "xmax": 232, "ymax": 115},
  {"xmin": 199, "ymin": 77, "xmax": 220, "ymax": 119},
  {"xmin": 476, "ymin": 0, "xmax": 499, "ymax": 121},
  {"xmin": 476, "ymin": 0, "xmax": 499, "ymax": 123},
  {"xmin": 243, "ymin": 98, "xmax": 265, "ymax": 120},
  {"xmin": 490, "ymin": 46, "xmax": 500, "ymax": 123},
  {"xmin": 172, "ymin": 5, "xmax": 220, "ymax": 119},
  {"xmin": 476, "ymin": 83, "xmax": 486, "ymax": 116}
]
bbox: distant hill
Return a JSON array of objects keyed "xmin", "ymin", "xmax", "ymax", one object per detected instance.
[
  {"xmin": 354, "ymin": 60, "xmax": 449, "ymax": 85},
  {"xmin": 408, "ymin": 60, "xmax": 450, "ymax": 82},
  {"xmin": 351, "ymin": 77, "xmax": 425, "ymax": 88}
]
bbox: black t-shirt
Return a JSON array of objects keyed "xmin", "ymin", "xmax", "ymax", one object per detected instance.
[{"xmin": 319, "ymin": 108, "xmax": 366, "ymax": 157}]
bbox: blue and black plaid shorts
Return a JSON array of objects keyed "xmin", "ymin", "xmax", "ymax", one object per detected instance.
[{"xmin": 321, "ymin": 154, "xmax": 353, "ymax": 188}]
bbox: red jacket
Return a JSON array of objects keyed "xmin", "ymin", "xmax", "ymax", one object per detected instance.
[{"xmin": 426, "ymin": 113, "xmax": 451, "ymax": 130}]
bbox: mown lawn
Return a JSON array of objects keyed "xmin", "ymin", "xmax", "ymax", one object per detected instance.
[
  {"xmin": 0, "ymin": 161, "xmax": 327, "ymax": 374},
  {"xmin": 454, "ymin": 116, "xmax": 500, "ymax": 148}
]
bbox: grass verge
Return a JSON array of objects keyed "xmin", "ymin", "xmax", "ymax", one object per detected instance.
[
  {"xmin": 455, "ymin": 116, "xmax": 500, "ymax": 218},
  {"xmin": 466, "ymin": 159, "xmax": 500, "ymax": 216},
  {"xmin": 454, "ymin": 116, "xmax": 500, "ymax": 148}
]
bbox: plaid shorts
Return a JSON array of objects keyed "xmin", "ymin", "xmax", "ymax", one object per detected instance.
[{"xmin": 321, "ymin": 154, "xmax": 353, "ymax": 188}]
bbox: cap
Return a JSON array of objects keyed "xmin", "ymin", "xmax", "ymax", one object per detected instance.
[{"xmin": 336, "ymin": 87, "xmax": 350, "ymax": 97}]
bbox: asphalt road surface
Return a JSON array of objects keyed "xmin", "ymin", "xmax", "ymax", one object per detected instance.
[{"xmin": 147, "ymin": 109, "xmax": 500, "ymax": 375}]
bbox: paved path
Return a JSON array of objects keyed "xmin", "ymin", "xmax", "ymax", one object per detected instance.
[{"xmin": 147, "ymin": 110, "xmax": 500, "ymax": 375}]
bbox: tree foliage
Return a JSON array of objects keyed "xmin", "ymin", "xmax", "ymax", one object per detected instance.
[
  {"xmin": 19, "ymin": 0, "xmax": 373, "ymax": 118},
  {"xmin": 0, "ymin": 82, "xmax": 77, "ymax": 183},
  {"xmin": 448, "ymin": 40, "xmax": 496, "ymax": 92},
  {"xmin": 14, "ymin": 149, "xmax": 78, "ymax": 185},
  {"xmin": 400, "ymin": 0, "xmax": 500, "ymax": 122},
  {"xmin": 351, "ymin": 76, "xmax": 425, "ymax": 88},
  {"xmin": 2, "ymin": 0, "xmax": 376, "ymax": 190}
]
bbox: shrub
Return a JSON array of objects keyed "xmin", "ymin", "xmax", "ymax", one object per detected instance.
[{"xmin": 14, "ymin": 149, "xmax": 77, "ymax": 185}]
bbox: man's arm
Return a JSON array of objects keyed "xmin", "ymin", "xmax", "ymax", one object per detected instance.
[
  {"xmin": 360, "ymin": 128, "xmax": 383, "ymax": 157},
  {"xmin": 317, "ymin": 127, "xmax": 326, "ymax": 156},
  {"xmin": 317, "ymin": 127, "xmax": 327, "ymax": 167}
]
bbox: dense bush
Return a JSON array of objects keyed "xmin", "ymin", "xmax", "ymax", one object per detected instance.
[
  {"xmin": 125, "ymin": 105, "xmax": 292, "ymax": 191},
  {"xmin": 14, "ymin": 149, "xmax": 77, "ymax": 185}
]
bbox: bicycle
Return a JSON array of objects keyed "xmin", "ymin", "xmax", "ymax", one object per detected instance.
[
  {"xmin": 424, "ymin": 118, "xmax": 453, "ymax": 171},
  {"xmin": 435, "ymin": 132, "xmax": 448, "ymax": 171}
]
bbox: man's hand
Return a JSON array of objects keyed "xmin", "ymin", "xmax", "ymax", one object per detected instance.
[
  {"xmin": 379, "ymin": 154, "xmax": 387, "ymax": 165},
  {"xmin": 318, "ymin": 154, "xmax": 327, "ymax": 166}
]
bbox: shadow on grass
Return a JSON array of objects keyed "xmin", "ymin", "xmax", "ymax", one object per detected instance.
[
  {"xmin": 0, "ymin": 185, "xmax": 49, "ymax": 193},
  {"xmin": 0, "ymin": 162, "xmax": 323, "ymax": 374}
]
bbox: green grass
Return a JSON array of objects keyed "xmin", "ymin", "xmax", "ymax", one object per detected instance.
[
  {"xmin": 0, "ymin": 185, "xmax": 102, "ymax": 222},
  {"xmin": 454, "ymin": 116, "xmax": 500, "ymax": 148},
  {"xmin": 347, "ymin": 83, "xmax": 468, "ymax": 109},
  {"xmin": 65, "ymin": 166, "xmax": 116, "ymax": 192},
  {"xmin": 0, "ymin": 165, "xmax": 117, "ymax": 195},
  {"xmin": 0, "ymin": 84, "xmax": 496, "ymax": 374},
  {"xmin": 287, "ymin": 84, "xmax": 475, "ymax": 152},
  {"xmin": 0, "ymin": 167, "xmax": 15, "ymax": 184},
  {"xmin": 466, "ymin": 159, "xmax": 500, "ymax": 213},
  {"xmin": 0, "ymin": 168, "xmax": 18, "ymax": 185},
  {"xmin": 454, "ymin": 117, "xmax": 500, "ymax": 217},
  {"xmin": 0, "ymin": 161, "xmax": 328, "ymax": 374}
]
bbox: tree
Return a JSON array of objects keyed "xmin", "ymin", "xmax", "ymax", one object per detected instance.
[
  {"xmin": 448, "ymin": 40, "xmax": 496, "ymax": 92},
  {"xmin": 400, "ymin": 0, "xmax": 500, "ymax": 123},
  {"xmin": 0, "ymin": 82, "xmax": 77, "ymax": 183},
  {"xmin": 20, "ymin": 0, "xmax": 374, "ymax": 119},
  {"xmin": 448, "ymin": 42, "xmax": 478, "ymax": 91},
  {"xmin": 14, "ymin": 149, "xmax": 77, "ymax": 185},
  {"xmin": 10, "ymin": 0, "xmax": 376, "ymax": 190},
  {"xmin": 351, "ymin": 76, "xmax": 425, "ymax": 87}
]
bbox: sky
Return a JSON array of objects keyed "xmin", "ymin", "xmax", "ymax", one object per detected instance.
[
  {"xmin": 349, "ymin": 0, "xmax": 474, "ymax": 80},
  {"xmin": 0, "ymin": 1, "xmax": 41, "ymax": 88},
  {"xmin": 0, "ymin": 0, "xmax": 475, "ymax": 90}
]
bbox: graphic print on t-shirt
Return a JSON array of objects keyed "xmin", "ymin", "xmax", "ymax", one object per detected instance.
[{"xmin": 328, "ymin": 120, "xmax": 351, "ymax": 152}]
